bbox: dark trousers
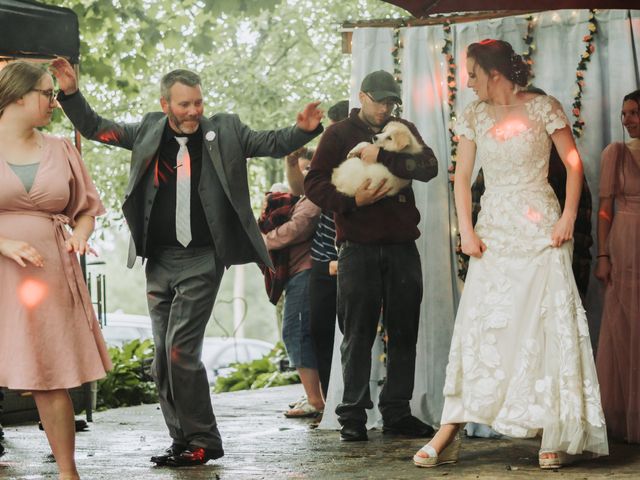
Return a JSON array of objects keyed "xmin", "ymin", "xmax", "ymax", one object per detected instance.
[
  {"xmin": 309, "ymin": 260, "xmax": 339, "ymax": 398},
  {"xmin": 335, "ymin": 241, "xmax": 423, "ymax": 426},
  {"xmin": 145, "ymin": 246, "xmax": 224, "ymax": 451}
]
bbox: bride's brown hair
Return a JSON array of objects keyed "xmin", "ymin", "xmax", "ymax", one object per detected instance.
[{"xmin": 467, "ymin": 39, "xmax": 529, "ymax": 87}]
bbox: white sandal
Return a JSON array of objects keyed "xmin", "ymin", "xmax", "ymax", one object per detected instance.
[
  {"xmin": 538, "ymin": 450, "xmax": 567, "ymax": 469},
  {"xmin": 284, "ymin": 398, "xmax": 323, "ymax": 418},
  {"xmin": 288, "ymin": 395, "xmax": 307, "ymax": 409},
  {"xmin": 413, "ymin": 437, "xmax": 461, "ymax": 468}
]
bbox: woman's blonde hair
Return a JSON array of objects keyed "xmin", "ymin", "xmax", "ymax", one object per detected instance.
[{"xmin": 0, "ymin": 61, "xmax": 47, "ymax": 118}]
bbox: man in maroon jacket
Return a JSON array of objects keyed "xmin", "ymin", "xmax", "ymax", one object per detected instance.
[{"xmin": 304, "ymin": 71, "xmax": 438, "ymax": 441}]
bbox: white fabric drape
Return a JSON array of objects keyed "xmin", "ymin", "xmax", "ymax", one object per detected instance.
[{"xmin": 319, "ymin": 9, "xmax": 640, "ymax": 431}]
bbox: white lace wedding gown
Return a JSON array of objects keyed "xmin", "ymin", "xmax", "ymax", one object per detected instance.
[{"xmin": 442, "ymin": 95, "xmax": 608, "ymax": 456}]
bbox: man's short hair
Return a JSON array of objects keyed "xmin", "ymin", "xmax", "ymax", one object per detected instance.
[
  {"xmin": 328, "ymin": 100, "xmax": 349, "ymax": 123},
  {"xmin": 160, "ymin": 69, "xmax": 201, "ymax": 100}
]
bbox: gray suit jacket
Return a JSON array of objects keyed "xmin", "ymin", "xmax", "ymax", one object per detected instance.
[{"xmin": 59, "ymin": 91, "xmax": 321, "ymax": 268}]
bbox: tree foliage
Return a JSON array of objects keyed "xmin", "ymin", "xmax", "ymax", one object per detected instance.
[{"xmin": 41, "ymin": 0, "xmax": 405, "ymax": 219}]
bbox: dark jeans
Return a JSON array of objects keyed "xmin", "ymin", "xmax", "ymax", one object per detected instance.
[
  {"xmin": 335, "ymin": 241, "xmax": 423, "ymax": 426},
  {"xmin": 309, "ymin": 259, "xmax": 339, "ymax": 398}
]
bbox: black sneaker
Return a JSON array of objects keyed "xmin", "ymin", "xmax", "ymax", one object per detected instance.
[{"xmin": 382, "ymin": 415, "xmax": 434, "ymax": 437}]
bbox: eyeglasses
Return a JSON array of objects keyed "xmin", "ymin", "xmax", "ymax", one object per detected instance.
[
  {"xmin": 365, "ymin": 93, "xmax": 397, "ymax": 109},
  {"xmin": 32, "ymin": 89, "xmax": 58, "ymax": 103}
]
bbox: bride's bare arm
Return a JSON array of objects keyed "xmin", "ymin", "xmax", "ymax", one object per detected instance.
[
  {"xmin": 455, "ymin": 136, "xmax": 486, "ymax": 257},
  {"xmin": 551, "ymin": 127, "xmax": 583, "ymax": 247}
]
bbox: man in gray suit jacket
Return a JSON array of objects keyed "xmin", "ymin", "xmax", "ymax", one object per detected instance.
[{"xmin": 51, "ymin": 58, "xmax": 323, "ymax": 467}]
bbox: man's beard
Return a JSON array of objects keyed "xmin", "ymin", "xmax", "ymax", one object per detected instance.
[
  {"xmin": 168, "ymin": 109, "xmax": 200, "ymax": 134},
  {"xmin": 361, "ymin": 110, "xmax": 389, "ymax": 130}
]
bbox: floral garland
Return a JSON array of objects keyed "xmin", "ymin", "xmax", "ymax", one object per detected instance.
[
  {"xmin": 572, "ymin": 10, "xmax": 598, "ymax": 138},
  {"xmin": 440, "ymin": 22, "xmax": 469, "ymax": 279},
  {"xmin": 392, "ymin": 26, "xmax": 403, "ymax": 117},
  {"xmin": 522, "ymin": 15, "xmax": 536, "ymax": 84},
  {"xmin": 443, "ymin": 21, "xmax": 458, "ymax": 181}
]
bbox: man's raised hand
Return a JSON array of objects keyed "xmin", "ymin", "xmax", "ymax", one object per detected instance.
[
  {"xmin": 49, "ymin": 57, "xmax": 78, "ymax": 95},
  {"xmin": 296, "ymin": 101, "xmax": 323, "ymax": 132}
]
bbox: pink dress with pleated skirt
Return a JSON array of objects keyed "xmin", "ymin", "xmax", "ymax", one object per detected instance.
[
  {"xmin": 0, "ymin": 133, "xmax": 112, "ymax": 391},
  {"xmin": 596, "ymin": 142, "xmax": 640, "ymax": 443}
]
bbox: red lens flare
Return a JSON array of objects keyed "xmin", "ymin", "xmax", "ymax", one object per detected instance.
[
  {"xmin": 525, "ymin": 206, "xmax": 543, "ymax": 224},
  {"xmin": 18, "ymin": 278, "xmax": 48, "ymax": 309}
]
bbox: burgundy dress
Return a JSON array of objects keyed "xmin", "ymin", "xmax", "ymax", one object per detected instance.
[
  {"xmin": 596, "ymin": 141, "xmax": 640, "ymax": 443},
  {"xmin": 0, "ymin": 134, "xmax": 112, "ymax": 390}
]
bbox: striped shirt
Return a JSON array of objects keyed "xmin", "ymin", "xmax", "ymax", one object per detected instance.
[{"xmin": 310, "ymin": 212, "xmax": 338, "ymax": 262}]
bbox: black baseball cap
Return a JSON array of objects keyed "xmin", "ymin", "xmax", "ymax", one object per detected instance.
[{"xmin": 360, "ymin": 70, "xmax": 402, "ymax": 104}]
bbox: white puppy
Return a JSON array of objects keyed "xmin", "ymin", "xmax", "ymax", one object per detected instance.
[{"xmin": 331, "ymin": 121, "xmax": 422, "ymax": 197}]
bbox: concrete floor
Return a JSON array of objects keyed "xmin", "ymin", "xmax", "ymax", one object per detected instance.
[{"xmin": 1, "ymin": 384, "xmax": 639, "ymax": 479}]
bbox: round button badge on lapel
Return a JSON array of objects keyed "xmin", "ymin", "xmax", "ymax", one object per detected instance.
[{"xmin": 205, "ymin": 131, "xmax": 216, "ymax": 141}]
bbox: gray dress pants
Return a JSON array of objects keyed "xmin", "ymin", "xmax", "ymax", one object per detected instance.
[{"xmin": 145, "ymin": 246, "xmax": 224, "ymax": 451}]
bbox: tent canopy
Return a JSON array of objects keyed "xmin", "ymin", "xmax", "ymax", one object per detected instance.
[
  {"xmin": 383, "ymin": 0, "xmax": 638, "ymax": 17},
  {"xmin": 0, "ymin": 0, "xmax": 79, "ymax": 63}
]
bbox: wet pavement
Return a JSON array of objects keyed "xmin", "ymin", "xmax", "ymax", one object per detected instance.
[{"xmin": 1, "ymin": 384, "xmax": 639, "ymax": 479}]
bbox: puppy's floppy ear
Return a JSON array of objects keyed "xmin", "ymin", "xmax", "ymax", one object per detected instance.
[{"xmin": 393, "ymin": 131, "xmax": 410, "ymax": 151}]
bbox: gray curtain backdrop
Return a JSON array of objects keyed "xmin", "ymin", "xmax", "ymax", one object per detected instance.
[{"xmin": 320, "ymin": 9, "xmax": 640, "ymax": 430}]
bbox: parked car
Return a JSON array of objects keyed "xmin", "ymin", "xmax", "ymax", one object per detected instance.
[
  {"xmin": 201, "ymin": 337, "xmax": 275, "ymax": 385},
  {"xmin": 101, "ymin": 312, "xmax": 274, "ymax": 384},
  {"xmin": 101, "ymin": 312, "xmax": 153, "ymax": 347}
]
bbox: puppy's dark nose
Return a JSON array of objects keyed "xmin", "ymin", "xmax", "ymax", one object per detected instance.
[{"xmin": 372, "ymin": 134, "xmax": 379, "ymax": 142}]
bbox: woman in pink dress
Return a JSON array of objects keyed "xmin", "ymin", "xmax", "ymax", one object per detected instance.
[
  {"xmin": 595, "ymin": 89, "xmax": 640, "ymax": 443},
  {"xmin": 0, "ymin": 61, "xmax": 111, "ymax": 479}
]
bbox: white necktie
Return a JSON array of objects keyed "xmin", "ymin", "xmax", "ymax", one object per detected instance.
[{"xmin": 175, "ymin": 136, "xmax": 192, "ymax": 247}]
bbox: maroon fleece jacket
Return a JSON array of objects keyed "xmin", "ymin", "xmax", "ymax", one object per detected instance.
[{"xmin": 304, "ymin": 108, "xmax": 438, "ymax": 245}]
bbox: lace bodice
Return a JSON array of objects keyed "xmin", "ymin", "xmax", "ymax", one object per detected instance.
[{"xmin": 456, "ymin": 95, "xmax": 569, "ymax": 188}]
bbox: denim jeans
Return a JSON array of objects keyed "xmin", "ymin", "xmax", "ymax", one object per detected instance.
[
  {"xmin": 335, "ymin": 241, "xmax": 423, "ymax": 426},
  {"xmin": 282, "ymin": 269, "xmax": 317, "ymax": 369}
]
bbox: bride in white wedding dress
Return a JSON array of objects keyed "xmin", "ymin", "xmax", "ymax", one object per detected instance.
[{"xmin": 413, "ymin": 39, "xmax": 608, "ymax": 470}]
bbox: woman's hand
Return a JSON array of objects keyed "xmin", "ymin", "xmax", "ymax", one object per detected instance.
[
  {"xmin": 0, "ymin": 238, "xmax": 44, "ymax": 267},
  {"xmin": 551, "ymin": 214, "xmax": 575, "ymax": 248},
  {"xmin": 65, "ymin": 233, "xmax": 97, "ymax": 256},
  {"xmin": 594, "ymin": 256, "xmax": 611, "ymax": 284},
  {"xmin": 460, "ymin": 230, "xmax": 487, "ymax": 258}
]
